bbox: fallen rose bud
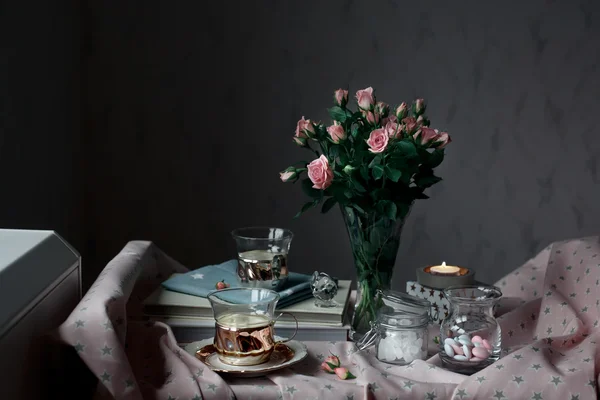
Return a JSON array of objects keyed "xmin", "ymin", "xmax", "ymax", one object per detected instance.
[
  {"xmin": 321, "ymin": 361, "xmax": 336, "ymax": 374},
  {"xmin": 334, "ymin": 367, "xmax": 356, "ymax": 380},
  {"xmin": 324, "ymin": 353, "xmax": 341, "ymax": 368},
  {"xmin": 215, "ymin": 280, "xmax": 230, "ymax": 290}
]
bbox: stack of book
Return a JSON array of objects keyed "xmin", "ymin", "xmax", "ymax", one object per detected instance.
[{"xmin": 142, "ymin": 279, "xmax": 353, "ymax": 342}]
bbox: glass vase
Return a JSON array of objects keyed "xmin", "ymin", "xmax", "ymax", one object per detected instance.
[
  {"xmin": 439, "ymin": 285, "xmax": 502, "ymax": 375},
  {"xmin": 341, "ymin": 204, "xmax": 412, "ymax": 341}
]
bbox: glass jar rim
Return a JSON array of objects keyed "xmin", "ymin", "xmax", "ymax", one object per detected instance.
[
  {"xmin": 207, "ymin": 287, "xmax": 281, "ymax": 305},
  {"xmin": 378, "ymin": 310, "xmax": 430, "ymax": 329},
  {"xmin": 443, "ymin": 284, "xmax": 502, "ymax": 303},
  {"xmin": 231, "ymin": 227, "xmax": 294, "ymax": 241}
]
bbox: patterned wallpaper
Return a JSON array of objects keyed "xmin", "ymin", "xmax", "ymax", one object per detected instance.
[{"xmin": 83, "ymin": 0, "xmax": 600, "ymax": 289}]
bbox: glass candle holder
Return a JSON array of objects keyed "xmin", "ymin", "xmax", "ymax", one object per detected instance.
[{"xmin": 439, "ymin": 285, "xmax": 502, "ymax": 375}]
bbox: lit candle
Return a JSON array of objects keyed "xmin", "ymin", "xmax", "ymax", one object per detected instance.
[{"xmin": 430, "ymin": 261, "xmax": 460, "ymax": 275}]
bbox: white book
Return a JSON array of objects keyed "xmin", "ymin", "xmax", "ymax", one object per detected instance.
[{"xmin": 142, "ymin": 280, "xmax": 353, "ymax": 327}]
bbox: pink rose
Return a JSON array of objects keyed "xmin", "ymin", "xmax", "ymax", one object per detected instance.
[
  {"xmin": 366, "ymin": 128, "xmax": 389, "ymax": 153},
  {"xmin": 279, "ymin": 169, "xmax": 296, "ymax": 182},
  {"xmin": 395, "ymin": 102, "xmax": 408, "ymax": 119},
  {"xmin": 355, "ymin": 87, "xmax": 375, "ymax": 110},
  {"xmin": 327, "ymin": 123, "xmax": 346, "ymax": 143},
  {"xmin": 381, "ymin": 115, "xmax": 397, "ymax": 126},
  {"xmin": 334, "ymin": 89, "xmax": 348, "ymax": 106},
  {"xmin": 414, "ymin": 127, "xmax": 438, "ymax": 146},
  {"xmin": 384, "ymin": 120, "xmax": 400, "ymax": 139},
  {"xmin": 295, "ymin": 116, "xmax": 314, "ymax": 138},
  {"xmin": 434, "ymin": 131, "xmax": 451, "ymax": 148},
  {"xmin": 364, "ymin": 111, "xmax": 379, "ymax": 125},
  {"xmin": 402, "ymin": 117, "xmax": 418, "ymax": 134},
  {"xmin": 414, "ymin": 98, "xmax": 425, "ymax": 114},
  {"xmin": 307, "ymin": 155, "xmax": 333, "ymax": 190}
]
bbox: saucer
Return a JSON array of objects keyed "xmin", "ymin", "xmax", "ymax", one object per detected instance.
[{"xmin": 183, "ymin": 336, "xmax": 308, "ymax": 378}]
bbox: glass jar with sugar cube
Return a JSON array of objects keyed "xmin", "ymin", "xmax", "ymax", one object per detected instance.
[
  {"xmin": 439, "ymin": 285, "xmax": 502, "ymax": 374},
  {"xmin": 356, "ymin": 289, "xmax": 433, "ymax": 365}
]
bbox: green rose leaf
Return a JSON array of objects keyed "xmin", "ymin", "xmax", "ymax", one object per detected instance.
[
  {"xmin": 301, "ymin": 178, "xmax": 323, "ymax": 199},
  {"xmin": 294, "ymin": 200, "xmax": 318, "ymax": 218},
  {"xmin": 372, "ymin": 164, "xmax": 384, "ymax": 180},
  {"xmin": 329, "ymin": 145, "xmax": 339, "ymax": 159},
  {"xmin": 384, "ymin": 166, "xmax": 402, "ymax": 182},
  {"xmin": 368, "ymin": 154, "xmax": 382, "ymax": 168},
  {"xmin": 321, "ymin": 197, "xmax": 337, "ymax": 213},
  {"xmin": 414, "ymin": 169, "xmax": 442, "ymax": 188},
  {"xmin": 328, "ymin": 106, "xmax": 347, "ymax": 123},
  {"xmin": 360, "ymin": 165, "xmax": 370, "ymax": 181},
  {"xmin": 394, "ymin": 140, "xmax": 418, "ymax": 159},
  {"xmin": 385, "ymin": 201, "xmax": 397, "ymax": 220},
  {"xmin": 352, "ymin": 178, "xmax": 367, "ymax": 193},
  {"xmin": 423, "ymin": 149, "xmax": 445, "ymax": 169}
]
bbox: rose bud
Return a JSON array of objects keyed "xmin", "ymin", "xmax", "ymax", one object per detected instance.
[
  {"xmin": 355, "ymin": 87, "xmax": 375, "ymax": 110},
  {"xmin": 402, "ymin": 117, "xmax": 418, "ymax": 134},
  {"xmin": 293, "ymin": 136, "xmax": 307, "ymax": 147},
  {"xmin": 414, "ymin": 98, "xmax": 426, "ymax": 115},
  {"xmin": 433, "ymin": 132, "xmax": 451, "ymax": 148},
  {"xmin": 215, "ymin": 280, "xmax": 229, "ymax": 290},
  {"xmin": 395, "ymin": 102, "xmax": 408, "ymax": 119},
  {"xmin": 321, "ymin": 362, "xmax": 335, "ymax": 374},
  {"xmin": 417, "ymin": 114, "xmax": 430, "ymax": 126},
  {"xmin": 365, "ymin": 111, "xmax": 379, "ymax": 125},
  {"xmin": 414, "ymin": 127, "xmax": 439, "ymax": 146},
  {"xmin": 279, "ymin": 168, "xmax": 297, "ymax": 182},
  {"xmin": 334, "ymin": 89, "xmax": 349, "ymax": 107},
  {"xmin": 343, "ymin": 165, "xmax": 355, "ymax": 174},
  {"xmin": 375, "ymin": 101, "xmax": 389, "ymax": 117},
  {"xmin": 334, "ymin": 367, "xmax": 356, "ymax": 380},
  {"xmin": 324, "ymin": 353, "xmax": 341, "ymax": 368},
  {"xmin": 295, "ymin": 116, "xmax": 315, "ymax": 139},
  {"xmin": 327, "ymin": 122, "xmax": 346, "ymax": 143}
]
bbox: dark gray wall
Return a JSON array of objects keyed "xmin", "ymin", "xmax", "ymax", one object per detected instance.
[
  {"xmin": 84, "ymin": 0, "xmax": 600, "ymax": 289},
  {"xmin": 3, "ymin": 1, "xmax": 600, "ymax": 291},
  {"xmin": 0, "ymin": 2, "xmax": 85, "ymax": 254}
]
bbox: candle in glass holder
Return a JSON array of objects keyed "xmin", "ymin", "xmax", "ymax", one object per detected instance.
[{"xmin": 429, "ymin": 261, "xmax": 461, "ymax": 276}]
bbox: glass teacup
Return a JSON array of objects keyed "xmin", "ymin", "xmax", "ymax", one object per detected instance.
[
  {"xmin": 231, "ymin": 227, "xmax": 293, "ymax": 291},
  {"xmin": 207, "ymin": 288, "xmax": 298, "ymax": 366}
]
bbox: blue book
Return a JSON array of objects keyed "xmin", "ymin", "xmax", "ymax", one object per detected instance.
[{"xmin": 161, "ymin": 260, "xmax": 313, "ymax": 308}]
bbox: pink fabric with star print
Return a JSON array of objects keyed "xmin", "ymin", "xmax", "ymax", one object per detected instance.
[{"xmin": 56, "ymin": 237, "xmax": 600, "ymax": 399}]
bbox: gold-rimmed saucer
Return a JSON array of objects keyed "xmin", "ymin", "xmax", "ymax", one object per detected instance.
[{"xmin": 183, "ymin": 336, "xmax": 308, "ymax": 378}]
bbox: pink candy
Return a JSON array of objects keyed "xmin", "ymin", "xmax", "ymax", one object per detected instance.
[
  {"xmin": 443, "ymin": 332, "xmax": 492, "ymax": 363},
  {"xmin": 450, "ymin": 343, "xmax": 463, "ymax": 355},
  {"xmin": 471, "ymin": 346, "xmax": 489, "ymax": 359}
]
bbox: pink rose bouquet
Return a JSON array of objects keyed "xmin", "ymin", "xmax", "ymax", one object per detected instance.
[
  {"xmin": 278, "ymin": 87, "xmax": 451, "ymax": 339},
  {"xmin": 279, "ymin": 87, "xmax": 451, "ymax": 219}
]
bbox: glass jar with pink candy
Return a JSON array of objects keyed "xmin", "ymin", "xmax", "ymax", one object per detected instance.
[{"xmin": 439, "ymin": 285, "xmax": 502, "ymax": 375}]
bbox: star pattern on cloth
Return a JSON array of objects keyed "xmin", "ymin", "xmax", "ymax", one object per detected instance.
[
  {"xmin": 73, "ymin": 342, "xmax": 85, "ymax": 353},
  {"xmin": 531, "ymin": 392, "xmax": 543, "ymax": 400},
  {"xmin": 493, "ymin": 390, "xmax": 506, "ymax": 399},
  {"xmin": 403, "ymin": 380, "xmax": 415, "ymax": 390},
  {"xmin": 286, "ymin": 386, "xmax": 297, "ymax": 394},
  {"xmin": 425, "ymin": 391, "xmax": 437, "ymax": 400},
  {"xmin": 455, "ymin": 389, "xmax": 468, "ymax": 399},
  {"xmin": 512, "ymin": 375, "xmax": 524, "ymax": 386},
  {"xmin": 100, "ymin": 344, "xmax": 113, "ymax": 356},
  {"xmin": 549, "ymin": 376, "xmax": 563, "ymax": 387},
  {"xmin": 190, "ymin": 273, "xmax": 204, "ymax": 279},
  {"xmin": 74, "ymin": 319, "xmax": 85, "ymax": 328},
  {"xmin": 100, "ymin": 371, "xmax": 111, "ymax": 382}
]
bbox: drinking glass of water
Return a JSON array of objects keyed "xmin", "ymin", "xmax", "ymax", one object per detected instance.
[{"xmin": 231, "ymin": 227, "xmax": 293, "ymax": 290}]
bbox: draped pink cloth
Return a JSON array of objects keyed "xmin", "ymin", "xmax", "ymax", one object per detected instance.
[{"xmin": 57, "ymin": 237, "xmax": 600, "ymax": 399}]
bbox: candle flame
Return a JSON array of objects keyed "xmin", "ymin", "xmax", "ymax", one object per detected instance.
[{"xmin": 441, "ymin": 261, "xmax": 446, "ymax": 267}]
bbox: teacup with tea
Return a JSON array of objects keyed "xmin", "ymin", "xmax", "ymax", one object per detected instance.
[
  {"xmin": 231, "ymin": 227, "xmax": 293, "ymax": 291},
  {"xmin": 207, "ymin": 287, "xmax": 298, "ymax": 366}
]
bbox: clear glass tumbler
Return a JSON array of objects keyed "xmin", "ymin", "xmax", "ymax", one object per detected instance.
[{"xmin": 231, "ymin": 227, "xmax": 293, "ymax": 290}]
